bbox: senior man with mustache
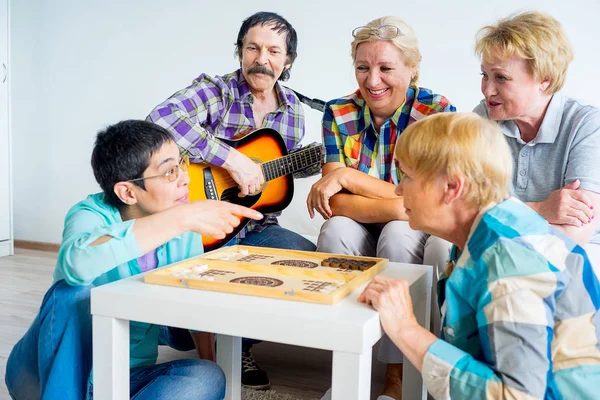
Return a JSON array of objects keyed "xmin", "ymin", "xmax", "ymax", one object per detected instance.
[{"xmin": 147, "ymin": 11, "xmax": 316, "ymax": 391}]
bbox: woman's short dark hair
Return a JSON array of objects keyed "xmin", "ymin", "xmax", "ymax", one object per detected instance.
[
  {"xmin": 235, "ymin": 11, "xmax": 298, "ymax": 81},
  {"xmin": 91, "ymin": 120, "xmax": 174, "ymax": 208}
]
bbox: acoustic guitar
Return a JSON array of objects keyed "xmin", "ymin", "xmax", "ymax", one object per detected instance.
[{"xmin": 187, "ymin": 128, "xmax": 323, "ymax": 251}]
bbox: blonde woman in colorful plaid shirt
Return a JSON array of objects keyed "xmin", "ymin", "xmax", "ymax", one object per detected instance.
[
  {"xmin": 307, "ymin": 16, "xmax": 455, "ymax": 400},
  {"xmin": 360, "ymin": 112, "xmax": 600, "ymax": 399}
]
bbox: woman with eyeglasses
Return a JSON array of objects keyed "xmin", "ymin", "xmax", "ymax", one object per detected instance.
[
  {"xmin": 307, "ymin": 16, "xmax": 455, "ymax": 400},
  {"xmin": 5, "ymin": 120, "xmax": 263, "ymax": 400}
]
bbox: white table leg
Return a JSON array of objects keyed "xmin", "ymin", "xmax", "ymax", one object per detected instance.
[
  {"xmin": 216, "ymin": 334, "xmax": 241, "ymax": 400},
  {"xmin": 331, "ymin": 349, "xmax": 372, "ymax": 400},
  {"xmin": 92, "ymin": 315, "xmax": 130, "ymax": 400},
  {"xmin": 402, "ymin": 295, "xmax": 430, "ymax": 400}
]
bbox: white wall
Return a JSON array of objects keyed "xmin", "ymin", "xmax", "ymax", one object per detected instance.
[{"xmin": 10, "ymin": 0, "xmax": 600, "ymax": 243}]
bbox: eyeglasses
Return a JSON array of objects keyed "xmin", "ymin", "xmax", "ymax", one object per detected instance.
[
  {"xmin": 352, "ymin": 25, "xmax": 403, "ymax": 40},
  {"xmin": 128, "ymin": 155, "xmax": 190, "ymax": 184}
]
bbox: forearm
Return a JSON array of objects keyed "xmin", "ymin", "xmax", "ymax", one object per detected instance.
[
  {"xmin": 130, "ymin": 206, "xmax": 189, "ymax": 255},
  {"xmin": 191, "ymin": 331, "xmax": 216, "ymax": 362},
  {"xmin": 549, "ymin": 223, "xmax": 596, "ymax": 246},
  {"xmin": 525, "ymin": 201, "xmax": 541, "ymax": 215},
  {"xmin": 61, "ymin": 206, "xmax": 189, "ymax": 285},
  {"xmin": 330, "ymin": 193, "xmax": 407, "ymax": 223},
  {"xmin": 339, "ymin": 168, "xmax": 397, "ymax": 198},
  {"xmin": 222, "ymin": 147, "xmax": 247, "ymax": 173},
  {"xmin": 391, "ymin": 322, "xmax": 437, "ymax": 372},
  {"xmin": 526, "ymin": 201, "xmax": 597, "ymax": 246}
]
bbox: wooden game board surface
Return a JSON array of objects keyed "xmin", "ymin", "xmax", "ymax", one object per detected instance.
[{"xmin": 144, "ymin": 246, "xmax": 388, "ymax": 304}]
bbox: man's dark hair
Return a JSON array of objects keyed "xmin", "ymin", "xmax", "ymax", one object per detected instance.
[
  {"xmin": 235, "ymin": 11, "xmax": 298, "ymax": 81},
  {"xmin": 91, "ymin": 120, "xmax": 174, "ymax": 209}
]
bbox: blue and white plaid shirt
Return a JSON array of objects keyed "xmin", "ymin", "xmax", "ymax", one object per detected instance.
[{"xmin": 425, "ymin": 197, "xmax": 600, "ymax": 399}]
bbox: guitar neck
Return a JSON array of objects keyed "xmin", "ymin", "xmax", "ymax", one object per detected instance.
[{"xmin": 261, "ymin": 146, "xmax": 321, "ymax": 181}]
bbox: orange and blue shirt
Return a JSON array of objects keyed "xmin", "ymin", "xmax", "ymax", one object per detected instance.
[{"xmin": 322, "ymin": 86, "xmax": 455, "ymax": 183}]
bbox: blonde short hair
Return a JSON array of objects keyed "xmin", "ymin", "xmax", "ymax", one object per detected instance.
[
  {"xmin": 351, "ymin": 16, "xmax": 422, "ymax": 85},
  {"xmin": 395, "ymin": 113, "xmax": 512, "ymax": 209},
  {"xmin": 475, "ymin": 11, "xmax": 574, "ymax": 95}
]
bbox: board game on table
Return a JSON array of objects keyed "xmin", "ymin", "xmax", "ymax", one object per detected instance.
[{"xmin": 143, "ymin": 245, "xmax": 388, "ymax": 304}]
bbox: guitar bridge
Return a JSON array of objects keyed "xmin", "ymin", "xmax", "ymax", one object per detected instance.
[{"xmin": 203, "ymin": 168, "xmax": 218, "ymax": 200}]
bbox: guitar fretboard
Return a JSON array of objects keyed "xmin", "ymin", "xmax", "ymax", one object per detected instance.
[{"xmin": 261, "ymin": 146, "xmax": 322, "ymax": 181}]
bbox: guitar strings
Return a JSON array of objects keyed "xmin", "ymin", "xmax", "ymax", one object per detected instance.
[{"xmin": 199, "ymin": 147, "xmax": 322, "ymax": 189}]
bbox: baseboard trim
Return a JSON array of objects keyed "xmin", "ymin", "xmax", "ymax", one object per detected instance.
[{"xmin": 14, "ymin": 240, "xmax": 60, "ymax": 253}]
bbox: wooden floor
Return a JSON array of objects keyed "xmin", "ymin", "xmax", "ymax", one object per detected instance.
[
  {"xmin": 0, "ymin": 249, "xmax": 56, "ymax": 400},
  {"xmin": 0, "ymin": 249, "xmax": 387, "ymax": 400}
]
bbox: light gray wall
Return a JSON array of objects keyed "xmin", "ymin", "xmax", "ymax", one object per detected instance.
[{"xmin": 10, "ymin": 0, "xmax": 600, "ymax": 242}]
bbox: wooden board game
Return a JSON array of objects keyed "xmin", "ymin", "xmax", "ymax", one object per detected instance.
[{"xmin": 143, "ymin": 245, "xmax": 388, "ymax": 304}]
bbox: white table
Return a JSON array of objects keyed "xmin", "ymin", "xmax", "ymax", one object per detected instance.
[{"xmin": 91, "ymin": 262, "xmax": 432, "ymax": 400}]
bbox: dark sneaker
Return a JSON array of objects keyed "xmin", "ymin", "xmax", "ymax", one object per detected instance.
[{"xmin": 241, "ymin": 348, "xmax": 270, "ymax": 390}]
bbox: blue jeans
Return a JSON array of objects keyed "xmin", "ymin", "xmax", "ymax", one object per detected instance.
[
  {"xmin": 85, "ymin": 359, "xmax": 225, "ymax": 400},
  {"xmin": 228, "ymin": 224, "xmax": 316, "ymax": 351},
  {"xmin": 5, "ymin": 281, "xmax": 225, "ymax": 400},
  {"xmin": 5, "ymin": 281, "xmax": 93, "ymax": 400},
  {"xmin": 234, "ymin": 224, "xmax": 316, "ymax": 251}
]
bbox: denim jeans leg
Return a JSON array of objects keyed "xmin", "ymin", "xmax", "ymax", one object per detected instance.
[
  {"xmin": 223, "ymin": 236, "xmax": 239, "ymax": 247},
  {"xmin": 5, "ymin": 280, "xmax": 93, "ymax": 400},
  {"xmin": 130, "ymin": 359, "xmax": 226, "ymax": 400},
  {"xmin": 240, "ymin": 224, "xmax": 316, "ymax": 251},
  {"xmin": 5, "ymin": 313, "xmax": 42, "ymax": 400}
]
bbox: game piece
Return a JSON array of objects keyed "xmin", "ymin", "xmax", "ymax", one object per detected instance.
[
  {"xmin": 193, "ymin": 264, "xmax": 209, "ymax": 273},
  {"xmin": 319, "ymin": 285, "xmax": 337, "ymax": 294}
]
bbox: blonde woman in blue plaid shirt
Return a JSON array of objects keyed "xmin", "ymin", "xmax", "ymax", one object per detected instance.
[{"xmin": 360, "ymin": 112, "xmax": 600, "ymax": 399}]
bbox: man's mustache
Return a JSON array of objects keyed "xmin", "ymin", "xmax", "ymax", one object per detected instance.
[{"xmin": 248, "ymin": 65, "xmax": 275, "ymax": 78}]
